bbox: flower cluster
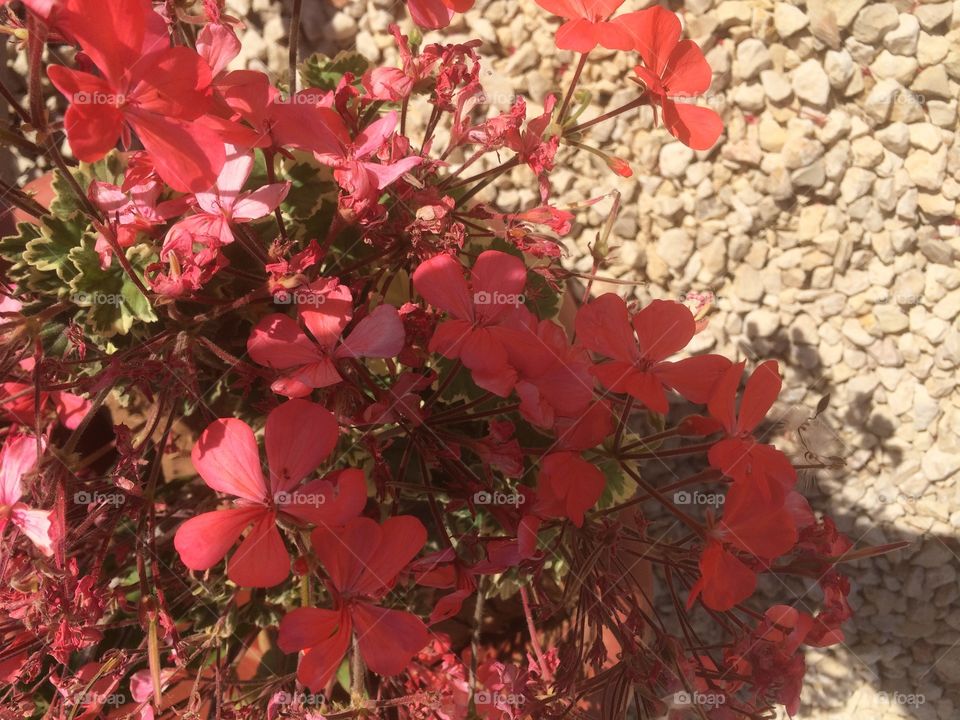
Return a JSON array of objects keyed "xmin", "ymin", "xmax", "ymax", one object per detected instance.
[{"xmin": 0, "ymin": 1, "xmax": 894, "ymax": 718}]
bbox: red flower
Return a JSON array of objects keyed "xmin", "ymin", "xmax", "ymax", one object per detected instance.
[
  {"xmin": 613, "ymin": 7, "xmax": 723, "ymax": 149},
  {"xmin": 534, "ymin": 0, "xmax": 629, "ymax": 52},
  {"xmin": 46, "ymin": 0, "xmax": 225, "ymax": 191},
  {"xmin": 575, "ymin": 294, "xmax": 730, "ymax": 414},
  {"xmin": 501, "ymin": 310, "xmax": 595, "ymax": 431},
  {"xmin": 173, "ymin": 400, "xmax": 366, "ymax": 587},
  {"xmin": 247, "ymin": 279, "xmax": 405, "ymax": 398},
  {"xmin": 278, "ymin": 516, "xmax": 430, "ymax": 691},
  {"xmin": 0, "ymin": 435, "xmax": 55, "ymax": 556},
  {"xmin": 533, "ymin": 452, "xmax": 606, "ymax": 527},
  {"xmin": 707, "ymin": 360, "xmax": 797, "ymax": 502},
  {"xmin": 407, "ymin": 0, "xmax": 475, "ymax": 29},
  {"xmin": 688, "ymin": 483, "xmax": 798, "ymax": 611},
  {"xmin": 412, "ymin": 250, "xmax": 528, "ymax": 397}
]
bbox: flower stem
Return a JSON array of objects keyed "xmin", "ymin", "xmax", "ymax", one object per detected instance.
[{"xmin": 558, "ymin": 52, "xmax": 589, "ymax": 124}]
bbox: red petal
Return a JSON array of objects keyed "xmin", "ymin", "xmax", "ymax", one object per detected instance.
[
  {"xmin": 351, "ymin": 515, "xmax": 427, "ymax": 597},
  {"xmin": 407, "ymin": 0, "xmax": 455, "ymax": 29},
  {"xmin": 312, "ymin": 517, "xmax": 380, "ymax": 593},
  {"xmin": 663, "ymin": 39, "xmax": 713, "ymax": 97},
  {"xmin": 353, "ymin": 603, "xmax": 429, "ymax": 676},
  {"xmin": 654, "ymin": 354, "xmax": 732, "ymax": 404},
  {"xmin": 537, "ymin": 452, "xmax": 605, "ymax": 526},
  {"xmin": 617, "ymin": 7, "xmax": 680, "ymax": 76},
  {"xmin": 227, "ymin": 513, "xmax": 289, "ymax": 587},
  {"xmin": 554, "ymin": 18, "xmax": 602, "ymax": 52},
  {"xmin": 720, "ymin": 483, "xmax": 798, "ymax": 559},
  {"xmin": 707, "ymin": 361, "xmax": 745, "ymax": 434},
  {"xmin": 428, "ymin": 318, "xmax": 474, "ymax": 359},
  {"xmin": 174, "ymin": 507, "xmax": 262, "ymax": 570},
  {"xmin": 62, "ymin": 103, "xmax": 124, "ymax": 162},
  {"xmin": 191, "ymin": 418, "xmax": 268, "ymax": 502},
  {"xmin": 662, "ymin": 100, "xmax": 724, "ymax": 151},
  {"xmin": 60, "ymin": 0, "xmax": 145, "ymax": 86},
  {"xmin": 282, "ymin": 468, "xmax": 367, "ymax": 526},
  {"xmin": 335, "ymin": 304, "xmax": 405, "ymax": 359},
  {"xmin": 691, "ymin": 543, "xmax": 756, "ymax": 611},
  {"xmin": 284, "ymin": 610, "xmax": 351, "ymax": 692},
  {"xmin": 574, "ymin": 293, "xmax": 639, "ymax": 363},
  {"xmin": 631, "ymin": 299, "xmax": 694, "ymax": 362},
  {"xmin": 278, "ymin": 607, "xmax": 344, "ymax": 652},
  {"xmin": 265, "ymin": 400, "xmax": 338, "ymax": 494},
  {"xmin": 127, "ymin": 111, "xmax": 225, "ymax": 192},
  {"xmin": 412, "ymin": 254, "xmax": 473, "ymax": 321},
  {"xmin": 298, "ymin": 280, "xmax": 354, "ymax": 349},
  {"xmin": 738, "ymin": 360, "xmax": 781, "ymax": 434},
  {"xmin": 129, "ymin": 47, "xmax": 214, "ymax": 119},
  {"xmin": 247, "ymin": 314, "xmax": 323, "ymax": 370}
]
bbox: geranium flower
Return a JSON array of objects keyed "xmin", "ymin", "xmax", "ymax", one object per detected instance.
[
  {"xmin": 688, "ymin": 483, "xmax": 797, "ymax": 611},
  {"xmin": 46, "ymin": 0, "xmax": 225, "ymax": 191},
  {"xmin": 278, "ymin": 515, "xmax": 430, "ymax": 691},
  {"xmin": 247, "ymin": 279, "xmax": 405, "ymax": 398},
  {"xmin": 412, "ymin": 250, "xmax": 528, "ymax": 397},
  {"xmin": 0, "ymin": 359, "xmax": 91, "ymax": 430},
  {"xmin": 173, "ymin": 400, "xmax": 366, "ymax": 587},
  {"xmin": 186, "ymin": 145, "xmax": 290, "ymax": 245},
  {"xmin": 501, "ymin": 311, "xmax": 595, "ymax": 431},
  {"xmin": 533, "ymin": 0, "xmax": 632, "ymax": 52},
  {"xmin": 312, "ymin": 110, "xmax": 422, "ymax": 202},
  {"xmin": 362, "ymin": 26, "xmax": 441, "ymax": 102},
  {"xmin": 0, "ymin": 435, "xmax": 55, "ymax": 556},
  {"xmin": 214, "ymin": 70, "xmax": 349, "ymax": 156},
  {"xmin": 614, "ymin": 7, "xmax": 723, "ymax": 149},
  {"xmin": 532, "ymin": 451, "xmax": 605, "ymax": 527},
  {"xmin": 407, "ymin": 0, "xmax": 474, "ymax": 30},
  {"xmin": 575, "ymin": 295, "xmax": 731, "ymax": 414},
  {"xmin": 88, "ymin": 178, "xmax": 188, "ymax": 268},
  {"xmin": 706, "ymin": 360, "xmax": 797, "ymax": 502}
]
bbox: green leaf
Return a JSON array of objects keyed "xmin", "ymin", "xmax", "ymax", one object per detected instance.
[
  {"xmin": 595, "ymin": 456, "xmax": 631, "ymax": 510},
  {"xmin": 68, "ymin": 240, "xmax": 157, "ymax": 337},
  {"xmin": 300, "ymin": 50, "xmax": 370, "ymax": 91},
  {"xmin": 24, "ymin": 215, "xmax": 90, "ymax": 282}
]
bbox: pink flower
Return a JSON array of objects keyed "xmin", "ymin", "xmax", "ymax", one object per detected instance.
[
  {"xmin": 407, "ymin": 0, "xmax": 475, "ymax": 30},
  {"xmin": 46, "ymin": 0, "xmax": 226, "ymax": 192},
  {"xmin": 174, "ymin": 400, "xmax": 366, "ymax": 587},
  {"xmin": 706, "ymin": 360, "xmax": 797, "ymax": 502},
  {"xmin": 278, "ymin": 516, "xmax": 430, "ymax": 691},
  {"xmin": 188, "ymin": 144, "xmax": 290, "ymax": 245},
  {"xmin": 313, "ymin": 110, "xmax": 422, "ymax": 201},
  {"xmin": 88, "ymin": 178, "xmax": 188, "ymax": 268},
  {"xmin": 0, "ymin": 435, "xmax": 55, "ymax": 556},
  {"xmin": 532, "ymin": 451, "xmax": 605, "ymax": 527},
  {"xmin": 247, "ymin": 279, "xmax": 406, "ymax": 398},
  {"xmin": 412, "ymin": 250, "xmax": 529, "ymax": 397},
  {"xmin": 575, "ymin": 294, "xmax": 731, "ymax": 414}
]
